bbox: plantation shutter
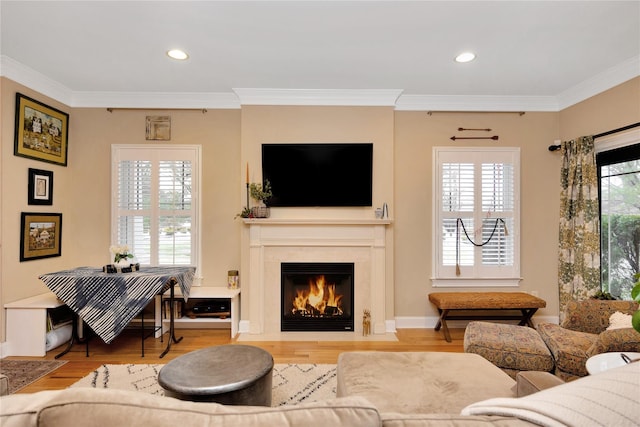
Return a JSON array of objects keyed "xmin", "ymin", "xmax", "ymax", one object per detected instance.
[
  {"xmin": 433, "ymin": 148, "xmax": 520, "ymax": 286},
  {"xmin": 112, "ymin": 145, "xmax": 200, "ymax": 268}
]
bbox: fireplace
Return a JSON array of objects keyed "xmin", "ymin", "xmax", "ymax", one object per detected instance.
[{"xmin": 281, "ymin": 262, "xmax": 354, "ymax": 332}]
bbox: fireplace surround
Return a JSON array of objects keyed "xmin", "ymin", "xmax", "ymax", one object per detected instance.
[{"xmin": 241, "ymin": 219, "xmax": 391, "ymax": 338}]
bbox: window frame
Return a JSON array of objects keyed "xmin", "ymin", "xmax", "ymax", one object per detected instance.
[
  {"xmin": 595, "ymin": 129, "xmax": 640, "ymax": 298},
  {"xmin": 111, "ymin": 144, "xmax": 202, "ymax": 275},
  {"xmin": 432, "ymin": 146, "xmax": 521, "ymax": 287}
]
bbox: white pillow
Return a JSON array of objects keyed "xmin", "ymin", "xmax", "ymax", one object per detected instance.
[{"xmin": 607, "ymin": 311, "xmax": 633, "ymax": 330}]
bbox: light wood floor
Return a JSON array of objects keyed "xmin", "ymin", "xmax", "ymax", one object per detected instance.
[{"xmin": 6, "ymin": 327, "xmax": 465, "ymax": 394}]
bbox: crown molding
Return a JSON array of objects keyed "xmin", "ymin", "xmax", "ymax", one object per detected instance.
[
  {"xmin": 394, "ymin": 94, "xmax": 559, "ymax": 112},
  {"xmin": 233, "ymin": 88, "xmax": 404, "ymax": 106},
  {"xmin": 3, "ymin": 55, "xmax": 637, "ymax": 111},
  {"xmin": 556, "ymin": 55, "xmax": 640, "ymax": 110},
  {"xmin": 71, "ymin": 91, "xmax": 241, "ymax": 109},
  {"xmin": 1, "ymin": 55, "xmax": 74, "ymax": 105}
]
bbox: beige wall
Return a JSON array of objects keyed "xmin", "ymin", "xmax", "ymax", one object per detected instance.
[
  {"xmin": 394, "ymin": 111, "xmax": 563, "ymax": 321},
  {"xmin": 1, "ymin": 76, "xmax": 638, "ymax": 344},
  {"xmin": 559, "ymin": 78, "xmax": 640, "ymax": 140},
  {"xmin": 238, "ymin": 105, "xmax": 396, "ymax": 320},
  {"xmin": 1, "ymin": 78, "xmax": 241, "ymax": 342}
]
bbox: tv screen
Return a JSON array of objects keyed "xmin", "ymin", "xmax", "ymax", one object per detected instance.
[{"xmin": 262, "ymin": 143, "xmax": 373, "ymax": 207}]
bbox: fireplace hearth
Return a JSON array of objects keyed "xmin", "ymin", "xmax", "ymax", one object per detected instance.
[{"xmin": 281, "ymin": 262, "xmax": 354, "ymax": 332}]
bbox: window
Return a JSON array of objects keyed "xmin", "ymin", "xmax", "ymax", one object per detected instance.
[
  {"xmin": 111, "ymin": 145, "xmax": 201, "ymax": 270},
  {"xmin": 432, "ymin": 147, "xmax": 520, "ymax": 286},
  {"xmin": 597, "ymin": 142, "xmax": 640, "ymax": 299}
]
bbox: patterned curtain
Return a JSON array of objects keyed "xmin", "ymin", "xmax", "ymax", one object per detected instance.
[{"xmin": 558, "ymin": 136, "xmax": 600, "ymax": 319}]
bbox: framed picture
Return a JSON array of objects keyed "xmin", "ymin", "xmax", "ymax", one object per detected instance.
[
  {"xmin": 20, "ymin": 212, "xmax": 62, "ymax": 261},
  {"xmin": 14, "ymin": 93, "xmax": 69, "ymax": 166},
  {"xmin": 28, "ymin": 168, "xmax": 53, "ymax": 205},
  {"xmin": 146, "ymin": 115, "xmax": 171, "ymax": 140}
]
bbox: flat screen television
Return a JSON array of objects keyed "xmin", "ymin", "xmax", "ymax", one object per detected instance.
[{"xmin": 261, "ymin": 143, "xmax": 373, "ymax": 207}]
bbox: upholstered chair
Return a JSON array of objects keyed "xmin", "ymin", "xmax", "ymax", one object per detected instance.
[{"xmin": 536, "ymin": 299, "xmax": 640, "ymax": 381}]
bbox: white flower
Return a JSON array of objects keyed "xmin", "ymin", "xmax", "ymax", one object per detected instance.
[
  {"xmin": 110, "ymin": 244, "xmax": 130, "ymax": 255},
  {"xmin": 110, "ymin": 244, "xmax": 133, "ymax": 263}
]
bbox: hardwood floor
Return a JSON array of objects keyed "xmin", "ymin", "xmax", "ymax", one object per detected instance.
[{"xmin": 6, "ymin": 327, "xmax": 465, "ymax": 394}]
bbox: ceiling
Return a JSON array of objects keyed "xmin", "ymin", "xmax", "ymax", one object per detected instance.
[{"xmin": 1, "ymin": 1, "xmax": 638, "ymax": 111}]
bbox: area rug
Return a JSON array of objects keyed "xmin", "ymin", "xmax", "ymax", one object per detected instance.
[
  {"xmin": 0, "ymin": 359, "xmax": 68, "ymax": 394},
  {"xmin": 70, "ymin": 363, "xmax": 336, "ymax": 406}
]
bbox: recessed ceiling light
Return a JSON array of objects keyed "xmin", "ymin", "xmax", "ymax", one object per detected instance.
[
  {"xmin": 167, "ymin": 49, "xmax": 189, "ymax": 60},
  {"xmin": 455, "ymin": 52, "xmax": 476, "ymax": 63}
]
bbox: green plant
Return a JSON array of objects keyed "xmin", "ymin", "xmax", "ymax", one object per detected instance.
[
  {"xmin": 591, "ymin": 290, "xmax": 616, "ymax": 300},
  {"xmin": 631, "ymin": 273, "xmax": 640, "ymax": 333},
  {"xmin": 235, "ymin": 207, "xmax": 252, "ymax": 219},
  {"xmin": 249, "ymin": 180, "xmax": 272, "ymax": 205}
]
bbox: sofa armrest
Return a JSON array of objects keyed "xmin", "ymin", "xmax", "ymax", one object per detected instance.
[
  {"xmin": 514, "ymin": 371, "xmax": 564, "ymax": 397},
  {"xmin": 587, "ymin": 327, "xmax": 640, "ymax": 356}
]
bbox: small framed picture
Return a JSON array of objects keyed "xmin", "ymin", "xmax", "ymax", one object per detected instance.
[
  {"xmin": 28, "ymin": 168, "xmax": 53, "ymax": 205},
  {"xmin": 20, "ymin": 212, "xmax": 62, "ymax": 261},
  {"xmin": 146, "ymin": 115, "xmax": 171, "ymax": 140},
  {"xmin": 14, "ymin": 93, "xmax": 69, "ymax": 166}
]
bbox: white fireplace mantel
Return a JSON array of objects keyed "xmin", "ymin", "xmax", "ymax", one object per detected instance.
[{"xmin": 242, "ymin": 218, "xmax": 391, "ymax": 337}]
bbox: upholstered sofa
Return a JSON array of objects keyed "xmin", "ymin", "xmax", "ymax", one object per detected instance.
[
  {"xmin": 1, "ymin": 353, "xmax": 638, "ymax": 426},
  {"xmin": 537, "ymin": 299, "xmax": 640, "ymax": 380},
  {"xmin": 465, "ymin": 299, "xmax": 640, "ymax": 381}
]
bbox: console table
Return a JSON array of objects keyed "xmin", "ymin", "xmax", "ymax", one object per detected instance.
[{"xmin": 39, "ymin": 266, "xmax": 195, "ymax": 357}]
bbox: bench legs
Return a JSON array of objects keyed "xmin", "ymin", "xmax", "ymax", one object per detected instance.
[
  {"xmin": 434, "ymin": 309, "xmax": 452, "ymax": 342},
  {"xmin": 434, "ymin": 308, "xmax": 540, "ymax": 343}
]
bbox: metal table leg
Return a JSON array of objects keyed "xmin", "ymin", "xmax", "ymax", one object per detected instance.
[{"xmin": 160, "ymin": 279, "xmax": 183, "ymax": 358}]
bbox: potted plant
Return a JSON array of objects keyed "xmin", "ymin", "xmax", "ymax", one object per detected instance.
[{"xmin": 249, "ymin": 180, "xmax": 273, "ymax": 218}]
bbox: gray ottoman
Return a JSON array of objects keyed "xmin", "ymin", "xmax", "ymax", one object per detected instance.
[
  {"xmin": 337, "ymin": 351, "xmax": 516, "ymax": 414},
  {"xmin": 158, "ymin": 344, "xmax": 274, "ymax": 405},
  {"xmin": 464, "ymin": 321, "xmax": 554, "ymax": 378}
]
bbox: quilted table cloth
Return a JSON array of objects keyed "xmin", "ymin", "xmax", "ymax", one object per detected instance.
[{"xmin": 40, "ymin": 266, "xmax": 195, "ymax": 344}]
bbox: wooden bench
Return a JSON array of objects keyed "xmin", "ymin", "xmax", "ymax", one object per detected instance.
[{"xmin": 428, "ymin": 292, "xmax": 546, "ymax": 342}]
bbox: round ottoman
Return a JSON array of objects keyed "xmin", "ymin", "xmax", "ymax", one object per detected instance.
[
  {"xmin": 158, "ymin": 344, "xmax": 274, "ymax": 405},
  {"xmin": 464, "ymin": 321, "xmax": 554, "ymax": 378}
]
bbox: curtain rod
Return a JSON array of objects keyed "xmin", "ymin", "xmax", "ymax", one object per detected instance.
[
  {"xmin": 547, "ymin": 122, "xmax": 640, "ymax": 151},
  {"xmin": 107, "ymin": 108, "xmax": 208, "ymax": 113}
]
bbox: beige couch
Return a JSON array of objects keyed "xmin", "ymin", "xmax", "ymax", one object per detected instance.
[{"xmin": 1, "ymin": 354, "xmax": 638, "ymax": 426}]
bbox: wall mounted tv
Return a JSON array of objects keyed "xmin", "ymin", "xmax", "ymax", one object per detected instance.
[{"xmin": 261, "ymin": 143, "xmax": 373, "ymax": 207}]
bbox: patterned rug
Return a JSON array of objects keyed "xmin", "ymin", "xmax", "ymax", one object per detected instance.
[
  {"xmin": 70, "ymin": 363, "xmax": 337, "ymax": 406},
  {"xmin": 0, "ymin": 359, "xmax": 68, "ymax": 394}
]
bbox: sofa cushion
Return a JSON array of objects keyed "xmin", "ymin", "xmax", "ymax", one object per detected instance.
[
  {"xmin": 337, "ymin": 351, "xmax": 515, "ymax": 414},
  {"xmin": 607, "ymin": 311, "xmax": 633, "ymax": 330},
  {"xmin": 536, "ymin": 322, "xmax": 597, "ymax": 377},
  {"xmin": 461, "ymin": 361, "xmax": 640, "ymax": 427},
  {"xmin": 587, "ymin": 327, "xmax": 640, "ymax": 356},
  {"xmin": 0, "ymin": 388, "xmax": 381, "ymax": 427},
  {"xmin": 381, "ymin": 413, "xmax": 536, "ymax": 426},
  {"xmin": 513, "ymin": 371, "xmax": 564, "ymax": 397}
]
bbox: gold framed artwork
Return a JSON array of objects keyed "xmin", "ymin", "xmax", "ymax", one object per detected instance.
[
  {"xmin": 20, "ymin": 212, "xmax": 63, "ymax": 261},
  {"xmin": 146, "ymin": 115, "xmax": 171, "ymax": 140},
  {"xmin": 14, "ymin": 93, "xmax": 69, "ymax": 166}
]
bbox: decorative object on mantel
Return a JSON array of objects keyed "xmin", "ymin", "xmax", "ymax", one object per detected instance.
[
  {"xmin": 104, "ymin": 244, "xmax": 139, "ymax": 273},
  {"xmin": 237, "ymin": 164, "xmax": 273, "ymax": 219}
]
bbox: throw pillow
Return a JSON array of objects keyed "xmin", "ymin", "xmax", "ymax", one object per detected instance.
[{"xmin": 607, "ymin": 311, "xmax": 633, "ymax": 330}]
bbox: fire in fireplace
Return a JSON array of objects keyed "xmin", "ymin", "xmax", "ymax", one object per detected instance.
[{"xmin": 281, "ymin": 262, "xmax": 354, "ymax": 332}]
